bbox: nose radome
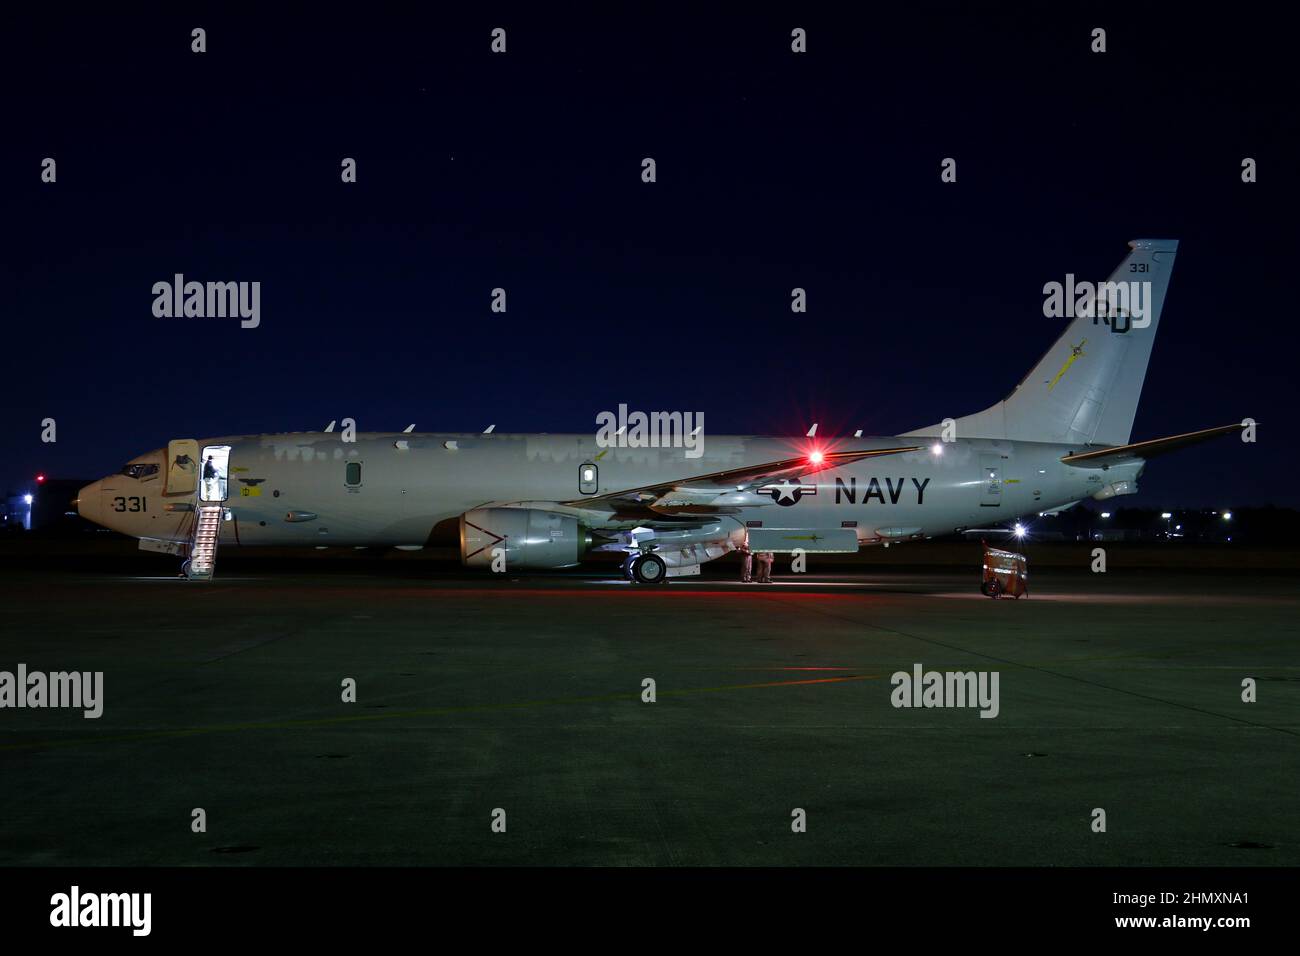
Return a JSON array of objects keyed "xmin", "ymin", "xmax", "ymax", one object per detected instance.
[{"xmin": 77, "ymin": 480, "xmax": 102, "ymax": 525}]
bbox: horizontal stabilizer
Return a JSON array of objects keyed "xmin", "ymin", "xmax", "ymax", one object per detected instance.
[{"xmin": 1061, "ymin": 423, "xmax": 1247, "ymax": 468}]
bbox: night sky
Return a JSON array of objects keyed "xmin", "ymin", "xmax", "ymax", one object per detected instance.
[{"xmin": 4, "ymin": 6, "xmax": 1296, "ymax": 506}]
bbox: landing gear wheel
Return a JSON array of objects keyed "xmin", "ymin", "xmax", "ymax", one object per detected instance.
[
  {"xmin": 980, "ymin": 579, "xmax": 1002, "ymax": 599},
  {"xmin": 631, "ymin": 553, "xmax": 668, "ymax": 585},
  {"xmin": 179, "ymin": 559, "xmax": 192, "ymax": 580}
]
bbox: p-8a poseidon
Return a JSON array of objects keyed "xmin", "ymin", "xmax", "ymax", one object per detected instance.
[{"xmin": 77, "ymin": 239, "xmax": 1243, "ymax": 583}]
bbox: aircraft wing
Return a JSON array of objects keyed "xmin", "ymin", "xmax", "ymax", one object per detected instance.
[
  {"xmin": 562, "ymin": 446, "xmax": 920, "ymax": 510},
  {"xmin": 1060, "ymin": 423, "xmax": 1248, "ymax": 468}
]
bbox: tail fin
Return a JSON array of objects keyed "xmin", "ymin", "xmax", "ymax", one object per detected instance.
[{"xmin": 906, "ymin": 239, "xmax": 1179, "ymax": 447}]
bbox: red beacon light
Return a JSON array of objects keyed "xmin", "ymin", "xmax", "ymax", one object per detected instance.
[
  {"xmin": 35, "ymin": 474, "xmax": 46, "ymax": 484},
  {"xmin": 808, "ymin": 450, "xmax": 824, "ymax": 466}
]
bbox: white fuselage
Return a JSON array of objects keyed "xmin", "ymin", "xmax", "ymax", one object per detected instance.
[{"xmin": 77, "ymin": 432, "xmax": 1137, "ymax": 554}]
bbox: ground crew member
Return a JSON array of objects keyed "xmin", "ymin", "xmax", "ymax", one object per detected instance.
[
  {"xmin": 740, "ymin": 547, "xmax": 753, "ymax": 583},
  {"xmin": 756, "ymin": 551, "xmax": 774, "ymax": 583}
]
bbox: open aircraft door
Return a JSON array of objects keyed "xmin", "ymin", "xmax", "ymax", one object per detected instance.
[{"xmin": 166, "ymin": 439, "xmax": 200, "ymax": 496}]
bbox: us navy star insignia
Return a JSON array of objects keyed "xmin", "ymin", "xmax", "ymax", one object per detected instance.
[{"xmin": 765, "ymin": 479, "xmax": 816, "ymax": 506}]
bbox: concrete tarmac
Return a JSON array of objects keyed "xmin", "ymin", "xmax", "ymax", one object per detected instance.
[{"xmin": 1, "ymin": 556, "xmax": 1297, "ymax": 866}]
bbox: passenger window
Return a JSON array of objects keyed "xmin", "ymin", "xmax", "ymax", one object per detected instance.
[
  {"xmin": 578, "ymin": 463, "xmax": 598, "ymax": 494},
  {"xmin": 345, "ymin": 462, "xmax": 362, "ymax": 486}
]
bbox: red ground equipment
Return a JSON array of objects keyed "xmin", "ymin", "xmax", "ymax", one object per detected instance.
[{"xmin": 981, "ymin": 541, "xmax": 1028, "ymax": 599}]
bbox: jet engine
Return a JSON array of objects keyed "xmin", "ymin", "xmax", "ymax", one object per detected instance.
[{"xmin": 459, "ymin": 508, "xmax": 590, "ymax": 570}]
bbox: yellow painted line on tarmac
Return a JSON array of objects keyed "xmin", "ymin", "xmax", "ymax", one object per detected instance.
[{"xmin": 0, "ymin": 674, "xmax": 877, "ymax": 754}]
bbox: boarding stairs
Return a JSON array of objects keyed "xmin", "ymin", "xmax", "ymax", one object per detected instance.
[{"xmin": 185, "ymin": 505, "xmax": 224, "ymax": 581}]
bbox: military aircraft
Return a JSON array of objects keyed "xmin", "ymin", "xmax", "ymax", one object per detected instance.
[{"xmin": 76, "ymin": 239, "xmax": 1245, "ymax": 583}]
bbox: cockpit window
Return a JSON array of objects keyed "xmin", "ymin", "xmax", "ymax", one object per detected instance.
[{"xmin": 120, "ymin": 463, "xmax": 160, "ymax": 479}]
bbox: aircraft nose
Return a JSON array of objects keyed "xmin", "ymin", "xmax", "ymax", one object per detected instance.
[{"xmin": 77, "ymin": 480, "xmax": 103, "ymax": 525}]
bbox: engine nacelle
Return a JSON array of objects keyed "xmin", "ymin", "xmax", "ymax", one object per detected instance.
[{"xmin": 459, "ymin": 508, "xmax": 588, "ymax": 570}]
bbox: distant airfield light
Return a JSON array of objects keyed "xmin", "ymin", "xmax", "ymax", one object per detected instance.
[
  {"xmin": 1175, "ymin": 524, "xmax": 1182, "ymax": 530},
  {"xmin": 1222, "ymin": 511, "xmax": 1232, "ymax": 520},
  {"xmin": 1100, "ymin": 512, "xmax": 1111, "ymax": 518},
  {"xmin": 1161, "ymin": 512, "xmax": 1173, "ymax": 519}
]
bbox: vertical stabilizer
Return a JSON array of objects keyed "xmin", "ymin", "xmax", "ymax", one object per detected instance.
[{"xmin": 905, "ymin": 239, "xmax": 1178, "ymax": 446}]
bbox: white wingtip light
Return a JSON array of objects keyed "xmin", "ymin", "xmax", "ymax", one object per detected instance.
[{"xmin": 806, "ymin": 423, "xmax": 818, "ymax": 437}]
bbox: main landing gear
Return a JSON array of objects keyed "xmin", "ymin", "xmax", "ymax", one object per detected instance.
[{"xmin": 624, "ymin": 552, "xmax": 668, "ymax": 585}]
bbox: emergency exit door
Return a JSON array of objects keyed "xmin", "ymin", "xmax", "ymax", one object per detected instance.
[{"xmin": 979, "ymin": 455, "xmax": 1002, "ymax": 507}]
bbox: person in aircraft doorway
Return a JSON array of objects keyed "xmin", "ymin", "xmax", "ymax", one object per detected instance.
[
  {"xmin": 740, "ymin": 546, "xmax": 754, "ymax": 583},
  {"xmin": 756, "ymin": 551, "xmax": 775, "ymax": 584},
  {"xmin": 202, "ymin": 455, "xmax": 222, "ymax": 501}
]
